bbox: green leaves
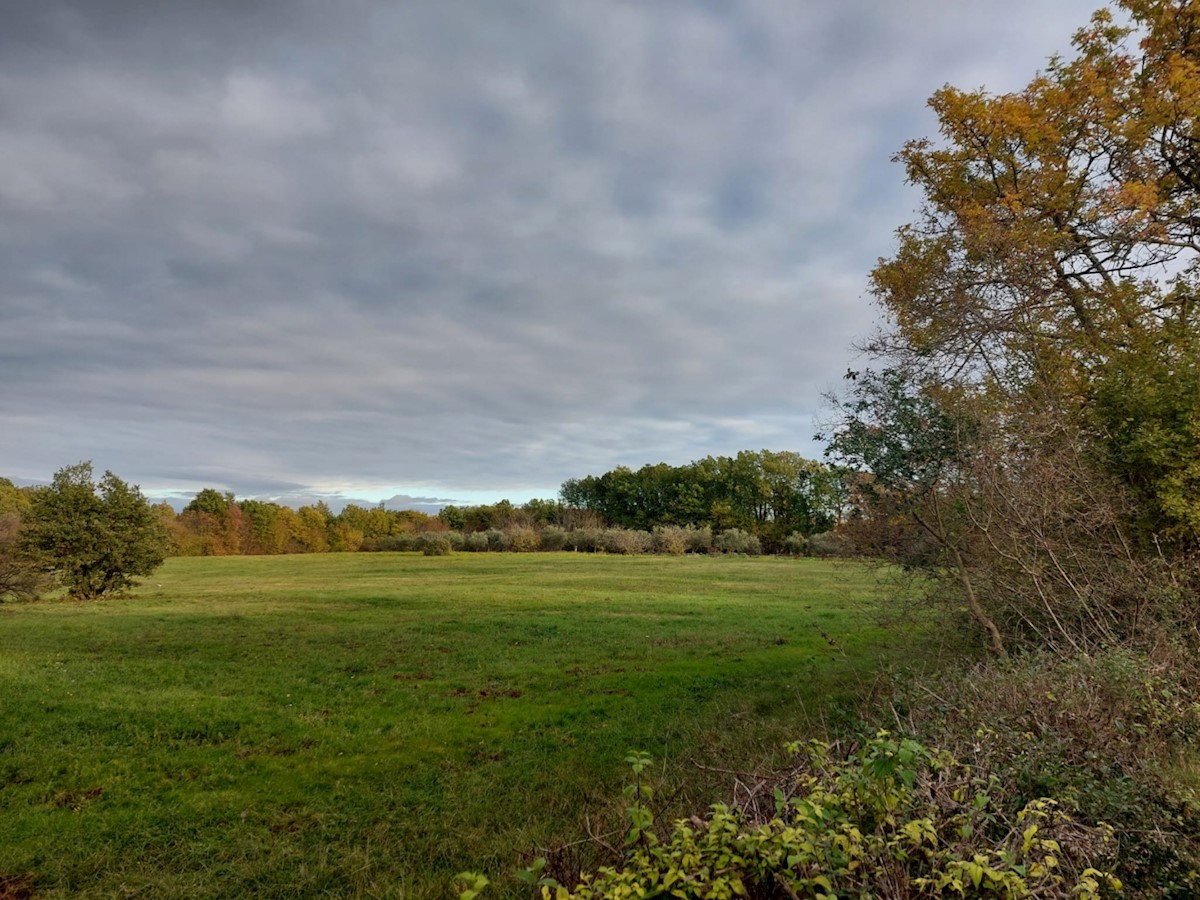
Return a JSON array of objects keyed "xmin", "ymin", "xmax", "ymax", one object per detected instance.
[
  {"xmin": 453, "ymin": 871, "xmax": 489, "ymax": 900},
  {"xmin": 545, "ymin": 735, "xmax": 1120, "ymax": 899},
  {"xmin": 21, "ymin": 462, "xmax": 168, "ymax": 600}
]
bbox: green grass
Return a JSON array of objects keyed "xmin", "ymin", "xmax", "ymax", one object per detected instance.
[{"xmin": 0, "ymin": 553, "xmax": 905, "ymax": 897}]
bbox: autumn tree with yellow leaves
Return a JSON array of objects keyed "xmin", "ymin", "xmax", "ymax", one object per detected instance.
[{"xmin": 828, "ymin": 0, "xmax": 1200, "ymax": 654}]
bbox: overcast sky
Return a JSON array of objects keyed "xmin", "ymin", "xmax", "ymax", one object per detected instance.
[{"xmin": 2, "ymin": 0, "xmax": 1102, "ymax": 510}]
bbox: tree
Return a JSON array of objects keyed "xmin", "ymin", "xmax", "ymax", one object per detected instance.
[
  {"xmin": 21, "ymin": 462, "xmax": 169, "ymax": 600},
  {"xmin": 827, "ymin": 0, "xmax": 1200, "ymax": 653},
  {"xmin": 867, "ymin": 0, "xmax": 1200, "ymax": 544},
  {"xmin": 174, "ymin": 488, "xmax": 242, "ymax": 555},
  {"xmin": 0, "ymin": 477, "xmax": 31, "ymax": 517},
  {"xmin": 237, "ymin": 499, "xmax": 288, "ymax": 554},
  {"xmin": 0, "ymin": 513, "xmax": 44, "ymax": 602}
]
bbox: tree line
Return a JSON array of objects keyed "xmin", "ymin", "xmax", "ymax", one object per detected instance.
[
  {"xmin": 166, "ymin": 488, "xmax": 439, "ymax": 556},
  {"xmin": 0, "ymin": 449, "xmax": 850, "ymax": 593},
  {"xmin": 558, "ymin": 451, "xmax": 847, "ymax": 552},
  {"xmin": 156, "ymin": 449, "xmax": 851, "ymax": 556}
]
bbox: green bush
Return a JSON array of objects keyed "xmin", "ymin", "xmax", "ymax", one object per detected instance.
[
  {"xmin": 0, "ymin": 518, "xmax": 45, "ymax": 602},
  {"xmin": 539, "ymin": 526, "xmax": 568, "ymax": 551},
  {"xmin": 714, "ymin": 528, "xmax": 761, "ymax": 555},
  {"xmin": 371, "ymin": 533, "xmax": 416, "ymax": 552},
  {"xmin": 784, "ymin": 531, "xmax": 809, "ymax": 557},
  {"xmin": 684, "ymin": 525, "xmax": 713, "ymax": 554},
  {"xmin": 602, "ymin": 528, "xmax": 652, "ymax": 555},
  {"xmin": 462, "ymin": 532, "xmax": 489, "ymax": 552},
  {"xmin": 565, "ymin": 528, "xmax": 603, "ymax": 552},
  {"xmin": 476, "ymin": 734, "xmax": 1119, "ymax": 899},
  {"xmin": 887, "ymin": 647, "xmax": 1200, "ymax": 894},
  {"xmin": 417, "ymin": 533, "xmax": 453, "ymax": 556}
]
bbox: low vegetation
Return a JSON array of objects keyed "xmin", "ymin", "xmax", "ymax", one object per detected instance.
[
  {"xmin": 0, "ymin": 553, "xmax": 901, "ymax": 898},
  {"xmin": 490, "ymin": 734, "xmax": 1122, "ymax": 899}
]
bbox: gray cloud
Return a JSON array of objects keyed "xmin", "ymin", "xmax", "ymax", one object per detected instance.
[{"xmin": 1, "ymin": 0, "xmax": 1100, "ymax": 503}]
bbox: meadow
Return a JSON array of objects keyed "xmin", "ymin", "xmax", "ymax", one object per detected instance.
[{"xmin": 0, "ymin": 553, "xmax": 904, "ymax": 898}]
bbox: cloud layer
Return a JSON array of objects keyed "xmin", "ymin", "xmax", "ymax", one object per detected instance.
[{"xmin": 1, "ymin": 0, "xmax": 1099, "ymax": 506}]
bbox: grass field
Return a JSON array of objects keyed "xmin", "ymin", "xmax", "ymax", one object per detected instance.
[{"xmin": 0, "ymin": 552, "xmax": 905, "ymax": 898}]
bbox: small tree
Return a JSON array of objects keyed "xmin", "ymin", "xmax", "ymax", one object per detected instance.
[{"xmin": 22, "ymin": 462, "xmax": 168, "ymax": 600}]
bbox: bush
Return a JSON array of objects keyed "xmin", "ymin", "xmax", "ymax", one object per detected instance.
[
  {"xmin": 463, "ymin": 532, "xmax": 490, "ymax": 552},
  {"xmin": 501, "ymin": 735, "xmax": 1120, "ymax": 899},
  {"xmin": 807, "ymin": 530, "xmax": 854, "ymax": 557},
  {"xmin": 369, "ymin": 533, "xmax": 416, "ymax": 552},
  {"xmin": 783, "ymin": 531, "xmax": 808, "ymax": 556},
  {"xmin": 0, "ymin": 514, "xmax": 45, "ymax": 601},
  {"xmin": 651, "ymin": 526, "xmax": 688, "ymax": 556},
  {"xmin": 602, "ymin": 528, "xmax": 652, "ymax": 555},
  {"xmin": 567, "ymin": 528, "xmax": 604, "ymax": 553},
  {"xmin": 886, "ymin": 646, "xmax": 1200, "ymax": 894},
  {"xmin": 539, "ymin": 526, "xmax": 568, "ymax": 552},
  {"xmin": 684, "ymin": 525, "xmax": 713, "ymax": 554},
  {"xmin": 417, "ymin": 533, "xmax": 452, "ymax": 556},
  {"xmin": 483, "ymin": 529, "xmax": 505, "ymax": 551},
  {"xmin": 21, "ymin": 462, "xmax": 168, "ymax": 600},
  {"xmin": 714, "ymin": 528, "xmax": 761, "ymax": 555},
  {"xmin": 504, "ymin": 526, "xmax": 541, "ymax": 553}
]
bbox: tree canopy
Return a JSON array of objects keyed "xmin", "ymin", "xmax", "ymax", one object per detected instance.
[
  {"xmin": 827, "ymin": 0, "xmax": 1200, "ymax": 654},
  {"xmin": 559, "ymin": 451, "xmax": 844, "ymax": 551},
  {"xmin": 21, "ymin": 462, "xmax": 169, "ymax": 600}
]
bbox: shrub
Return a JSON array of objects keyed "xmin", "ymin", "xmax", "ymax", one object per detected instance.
[
  {"xmin": 463, "ymin": 532, "xmax": 490, "ymax": 552},
  {"xmin": 807, "ymin": 530, "xmax": 854, "ymax": 557},
  {"xmin": 370, "ymin": 533, "xmax": 416, "ymax": 552},
  {"xmin": 539, "ymin": 526, "xmax": 568, "ymax": 552},
  {"xmin": 783, "ymin": 531, "xmax": 808, "ymax": 556},
  {"xmin": 568, "ymin": 529, "xmax": 604, "ymax": 553},
  {"xmin": 507, "ymin": 735, "xmax": 1120, "ymax": 899},
  {"xmin": 505, "ymin": 526, "xmax": 541, "ymax": 553},
  {"xmin": 714, "ymin": 528, "xmax": 761, "ymax": 555},
  {"xmin": 651, "ymin": 526, "xmax": 687, "ymax": 556},
  {"xmin": 483, "ymin": 529, "xmax": 505, "ymax": 551},
  {"xmin": 684, "ymin": 525, "xmax": 713, "ymax": 554},
  {"xmin": 417, "ymin": 533, "xmax": 452, "ymax": 556},
  {"xmin": 0, "ymin": 514, "xmax": 45, "ymax": 601},
  {"xmin": 886, "ymin": 646, "xmax": 1200, "ymax": 894},
  {"xmin": 603, "ymin": 528, "xmax": 651, "ymax": 555},
  {"xmin": 21, "ymin": 462, "xmax": 169, "ymax": 600}
]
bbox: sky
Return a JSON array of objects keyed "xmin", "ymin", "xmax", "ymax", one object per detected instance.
[{"xmin": 1, "ymin": 0, "xmax": 1103, "ymax": 512}]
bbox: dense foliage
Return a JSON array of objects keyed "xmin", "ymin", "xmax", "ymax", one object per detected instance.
[
  {"xmin": 560, "ymin": 451, "xmax": 845, "ymax": 553},
  {"xmin": 0, "ymin": 448, "xmax": 848, "ymax": 560},
  {"xmin": 461, "ymin": 735, "xmax": 1121, "ymax": 899},
  {"xmin": 825, "ymin": 0, "xmax": 1200, "ymax": 656},
  {"xmin": 0, "ymin": 477, "xmax": 43, "ymax": 601},
  {"xmin": 19, "ymin": 462, "xmax": 168, "ymax": 600}
]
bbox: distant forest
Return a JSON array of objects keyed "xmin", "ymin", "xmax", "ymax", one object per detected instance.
[{"xmin": 1, "ymin": 450, "xmax": 848, "ymax": 558}]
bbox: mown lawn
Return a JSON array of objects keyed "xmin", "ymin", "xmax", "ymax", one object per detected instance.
[{"xmin": 0, "ymin": 553, "xmax": 904, "ymax": 898}]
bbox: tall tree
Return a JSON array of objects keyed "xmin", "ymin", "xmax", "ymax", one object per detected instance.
[{"xmin": 828, "ymin": 0, "xmax": 1200, "ymax": 652}]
